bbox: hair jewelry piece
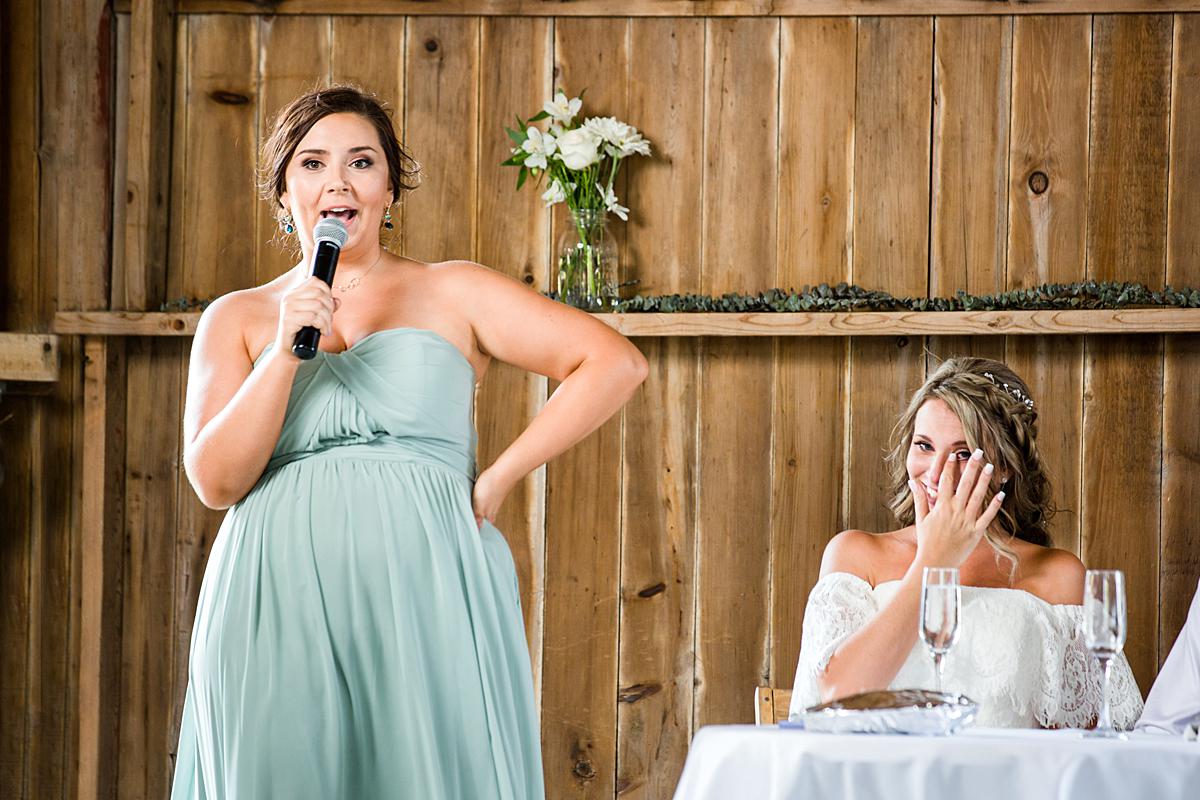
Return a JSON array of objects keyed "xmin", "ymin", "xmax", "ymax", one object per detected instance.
[
  {"xmin": 983, "ymin": 372, "xmax": 1034, "ymax": 410},
  {"xmin": 280, "ymin": 212, "xmax": 295, "ymax": 235}
]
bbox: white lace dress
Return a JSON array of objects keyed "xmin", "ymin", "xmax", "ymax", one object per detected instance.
[{"xmin": 789, "ymin": 572, "xmax": 1144, "ymax": 729}]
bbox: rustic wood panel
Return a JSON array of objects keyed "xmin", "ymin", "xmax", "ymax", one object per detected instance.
[
  {"xmin": 0, "ymin": 395, "xmax": 34, "ymax": 800},
  {"xmin": 122, "ymin": 0, "xmax": 176, "ymax": 310},
  {"xmin": 616, "ymin": 18, "xmax": 704, "ymax": 797},
  {"xmin": 928, "ymin": 15, "xmax": 1011, "ymax": 366},
  {"xmin": 474, "ymin": 15, "xmax": 552, "ymax": 701},
  {"xmin": 1161, "ymin": 12, "xmax": 1200, "ymax": 666},
  {"xmin": 403, "ymin": 16, "xmax": 479, "ymax": 263},
  {"xmin": 1081, "ymin": 13, "xmax": 1172, "ymax": 691},
  {"xmin": 161, "ymin": 1, "xmax": 1200, "ymax": 17},
  {"xmin": 78, "ymin": 338, "xmax": 127, "ymax": 800},
  {"xmin": 177, "ymin": 14, "xmax": 258, "ymax": 300},
  {"xmin": 24, "ymin": 338, "xmax": 81, "ymax": 800},
  {"xmin": 1005, "ymin": 14, "xmax": 1092, "ymax": 554},
  {"xmin": 848, "ymin": 17, "xmax": 932, "ymax": 534},
  {"xmin": 330, "ymin": 16, "xmax": 407, "ymax": 250},
  {"xmin": 0, "ymin": 334, "xmax": 59, "ymax": 382},
  {"xmin": 41, "ymin": 0, "xmax": 113, "ymax": 313},
  {"xmin": 694, "ymin": 17, "xmax": 778, "ymax": 731},
  {"xmin": 541, "ymin": 18, "xmax": 628, "ymax": 800},
  {"xmin": 770, "ymin": 15, "xmax": 854, "ymax": 698},
  {"xmin": 0, "ymin": 0, "xmax": 39, "ymax": 329},
  {"xmin": 117, "ymin": 339, "xmax": 182, "ymax": 799},
  {"xmin": 254, "ymin": 15, "xmax": 332, "ymax": 286}
]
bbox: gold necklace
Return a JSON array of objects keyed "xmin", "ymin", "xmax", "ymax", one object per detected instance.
[{"xmin": 333, "ymin": 250, "xmax": 385, "ymax": 293}]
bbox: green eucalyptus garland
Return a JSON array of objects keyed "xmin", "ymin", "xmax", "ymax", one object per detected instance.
[{"xmin": 161, "ymin": 280, "xmax": 1200, "ymax": 315}]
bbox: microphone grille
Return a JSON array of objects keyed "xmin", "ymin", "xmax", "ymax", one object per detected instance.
[{"xmin": 313, "ymin": 217, "xmax": 349, "ymax": 248}]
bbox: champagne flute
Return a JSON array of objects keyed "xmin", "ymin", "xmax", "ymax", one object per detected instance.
[
  {"xmin": 1083, "ymin": 569, "xmax": 1127, "ymax": 739},
  {"xmin": 921, "ymin": 567, "xmax": 962, "ymax": 694}
]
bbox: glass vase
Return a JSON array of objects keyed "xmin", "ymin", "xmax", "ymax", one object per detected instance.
[{"xmin": 557, "ymin": 208, "xmax": 617, "ymax": 310}]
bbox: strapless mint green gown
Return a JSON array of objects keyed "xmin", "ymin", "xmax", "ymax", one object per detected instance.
[{"xmin": 171, "ymin": 328, "xmax": 543, "ymax": 799}]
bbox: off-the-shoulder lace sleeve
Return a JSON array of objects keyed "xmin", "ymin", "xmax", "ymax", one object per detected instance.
[
  {"xmin": 788, "ymin": 572, "xmax": 878, "ymax": 718},
  {"xmin": 1038, "ymin": 605, "xmax": 1144, "ymax": 730}
]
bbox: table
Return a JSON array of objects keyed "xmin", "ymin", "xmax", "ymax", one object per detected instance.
[{"xmin": 673, "ymin": 725, "xmax": 1200, "ymax": 800}]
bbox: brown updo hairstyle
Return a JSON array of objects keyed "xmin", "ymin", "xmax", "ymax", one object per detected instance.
[
  {"xmin": 258, "ymin": 84, "xmax": 420, "ymax": 234},
  {"xmin": 885, "ymin": 357, "xmax": 1056, "ymax": 572}
]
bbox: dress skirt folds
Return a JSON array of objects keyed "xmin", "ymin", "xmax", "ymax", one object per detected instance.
[{"xmin": 171, "ymin": 329, "xmax": 544, "ymax": 799}]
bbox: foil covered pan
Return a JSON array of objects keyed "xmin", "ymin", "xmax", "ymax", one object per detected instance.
[{"xmin": 783, "ymin": 689, "xmax": 978, "ymax": 735}]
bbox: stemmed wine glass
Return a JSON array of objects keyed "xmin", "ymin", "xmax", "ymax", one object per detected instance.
[
  {"xmin": 1083, "ymin": 569, "xmax": 1127, "ymax": 738},
  {"xmin": 921, "ymin": 567, "xmax": 962, "ymax": 694}
]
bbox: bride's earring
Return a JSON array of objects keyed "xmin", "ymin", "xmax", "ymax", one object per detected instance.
[
  {"xmin": 382, "ymin": 205, "xmax": 394, "ymax": 230},
  {"xmin": 280, "ymin": 211, "xmax": 295, "ymax": 235}
]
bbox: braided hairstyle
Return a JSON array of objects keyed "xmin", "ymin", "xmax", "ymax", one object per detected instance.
[{"xmin": 885, "ymin": 357, "xmax": 1056, "ymax": 571}]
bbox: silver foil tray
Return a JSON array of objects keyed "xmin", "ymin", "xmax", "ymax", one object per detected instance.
[{"xmin": 784, "ymin": 688, "xmax": 979, "ymax": 735}]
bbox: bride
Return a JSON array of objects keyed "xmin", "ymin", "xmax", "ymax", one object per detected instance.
[{"xmin": 789, "ymin": 357, "xmax": 1143, "ymax": 728}]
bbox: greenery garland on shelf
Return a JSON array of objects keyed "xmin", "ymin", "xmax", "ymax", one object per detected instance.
[{"xmin": 160, "ymin": 281, "xmax": 1200, "ymax": 315}]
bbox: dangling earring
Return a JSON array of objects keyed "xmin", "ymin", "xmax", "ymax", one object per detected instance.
[
  {"xmin": 382, "ymin": 206, "xmax": 394, "ymax": 230},
  {"xmin": 280, "ymin": 212, "xmax": 295, "ymax": 235}
]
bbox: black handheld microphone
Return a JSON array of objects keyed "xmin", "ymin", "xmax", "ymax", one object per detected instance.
[{"xmin": 291, "ymin": 217, "xmax": 349, "ymax": 360}]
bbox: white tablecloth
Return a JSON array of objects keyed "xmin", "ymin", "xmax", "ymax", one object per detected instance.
[{"xmin": 673, "ymin": 726, "xmax": 1200, "ymax": 800}]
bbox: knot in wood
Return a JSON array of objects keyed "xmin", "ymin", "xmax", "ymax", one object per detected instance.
[
  {"xmin": 573, "ymin": 759, "xmax": 596, "ymax": 781},
  {"xmin": 209, "ymin": 90, "xmax": 250, "ymax": 106},
  {"xmin": 637, "ymin": 582, "xmax": 666, "ymax": 598},
  {"xmin": 1028, "ymin": 170, "xmax": 1050, "ymax": 195},
  {"xmin": 424, "ymin": 38, "xmax": 439, "ymax": 53}
]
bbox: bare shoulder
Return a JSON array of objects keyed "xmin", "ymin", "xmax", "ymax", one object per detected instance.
[
  {"xmin": 1017, "ymin": 543, "xmax": 1086, "ymax": 605},
  {"xmin": 820, "ymin": 529, "xmax": 898, "ymax": 586}
]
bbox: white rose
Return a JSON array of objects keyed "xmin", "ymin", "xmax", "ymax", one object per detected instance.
[{"xmin": 556, "ymin": 127, "xmax": 602, "ymax": 171}]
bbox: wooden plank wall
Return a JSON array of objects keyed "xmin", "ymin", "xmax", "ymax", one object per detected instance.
[{"xmin": 3, "ymin": 8, "xmax": 1200, "ymax": 800}]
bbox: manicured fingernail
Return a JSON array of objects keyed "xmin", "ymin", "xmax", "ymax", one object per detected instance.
[
  {"xmin": 972, "ymin": 449, "xmax": 984, "ymax": 460},
  {"xmin": 997, "ymin": 491, "xmax": 1006, "ymax": 501},
  {"xmin": 984, "ymin": 463, "xmax": 994, "ymax": 475}
]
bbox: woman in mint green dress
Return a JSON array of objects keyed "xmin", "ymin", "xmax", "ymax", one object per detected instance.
[{"xmin": 170, "ymin": 86, "xmax": 647, "ymax": 799}]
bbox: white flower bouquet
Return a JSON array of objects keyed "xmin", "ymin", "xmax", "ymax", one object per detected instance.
[{"xmin": 503, "ymin": 90, "xmax": 652, "ymax": 309}]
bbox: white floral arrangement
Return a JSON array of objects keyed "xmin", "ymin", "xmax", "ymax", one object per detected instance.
[{"xmin": 503, "ymin": 90, "xmax": 652, "ymax": 220}]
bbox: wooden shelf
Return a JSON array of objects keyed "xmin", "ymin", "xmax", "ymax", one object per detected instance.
[
  {"xmin": 0, "ymin": 333, "xmax": 60, "ymax": 382},
  {"xmin": 53, "ymin": 308, "xmax": 1200, "ymax": 339}
]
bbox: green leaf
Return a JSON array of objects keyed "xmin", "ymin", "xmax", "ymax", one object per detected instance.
[
  {"xmin": 505, "ymin": 125, "xmax": 527, "ymax": 145},
  {"xmin": 529, "ymin": 110, "xmax": 550, "ymax": 122},
  {"xmin": 516, "ymin": 168, "xmax": 529, "ymax": 191}
]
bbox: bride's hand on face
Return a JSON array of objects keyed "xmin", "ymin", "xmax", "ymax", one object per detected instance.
[
  {"xmin": 272, "ymin": 276, "xmax": 339, "ymax": 360},
  {"xmin": 910, "ymin": 449, "xmax": 1005, "ymax": 569}
]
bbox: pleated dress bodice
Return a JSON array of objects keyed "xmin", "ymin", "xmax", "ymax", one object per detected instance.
[{"xmin": 262, "ymin": 326, "xmax": 479, "ymax": 480}]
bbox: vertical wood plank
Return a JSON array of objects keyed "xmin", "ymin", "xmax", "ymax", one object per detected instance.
[
  {"xmin": 1161, "ymin": 12, "xmax": 1200, "ymax": 668},
  {"xmin": 330, "ymin": 15, "xmax": 406, "ymax": 247},
  {"xmin": 772, "ymin": 16, "xmax": 854, "ymax": 695},
  {"xmin": 1082, "ymin": 13, "xmax": 1172, "ymax": 692},
  {"xmin": 616, "ymin": 18, "xmax": 703, "ymax": 798},
  {"xmin": 41, "ymin": 0, "xmax": 113, "ymax": 313},
  {"xmin": 928, "ymin": 15, "xmax": 1011, "ymax": 366},
  {"xmin": 123, "ymin": 0, "xmax": 176, "ymax": 310},
  {"xmin": 0, "ymin": 0, "xmax": 40, "ymax": 329},
  {"xmin": 403, "ymin": 16, "xmax": 479, "ymax": 264},
  {"xmin": 24, "ymin": 337, "xmax": 82, "ymax": 800},
  {"xmin": 848, "ymin": 17, "xmax": 932, "ymax": 535},
  {"xmin": 475, "ymin": 14, "xmax": 551, "ymax": 704},
  {"xmin": 540, "ymin": 18, "xmax": 628, "ymax": 799},
  {"xmin": 695, "ymin": 17, "xmax": 778, "ymax": 732},
  {"xmin": 117, "ymin": 339, "xmax": 182, "ymax": 800},
  {"xmin": 930, "ymin": 15, "xmax": 1011, "ymax": 299},
  {"xmin": 255, "ymin": 15, "xmax": 332, "ymax": 286},
  {"xmin": 180, "ymin": 14, "xmax": 258, "ymax": 301},
  {"xmin": 1005, "ymin": 14, "xmax": 1092, "ymax": 554},
  {"xmin": 0, "ymin": 396, "xmax": 33, "ymax": 800},
  {"xmin": 111, "ymin": 12, "xmax": 132, "ymax": 313},
  {"xmin": 166, "ymin": 15, "xmax": 189, "ymax": 303},
  {"xmin": 78, "ymin": 337, "xmax": 127, "ymax": 800}
]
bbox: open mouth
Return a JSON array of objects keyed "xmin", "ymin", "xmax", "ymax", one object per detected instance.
[
  {"xmin": 923, "ymin": 485, "xmax": 939, "ymax": 507},
  {"xmin": 320, "ymin": 207, "xmax": 358, "ymax": 222}
]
